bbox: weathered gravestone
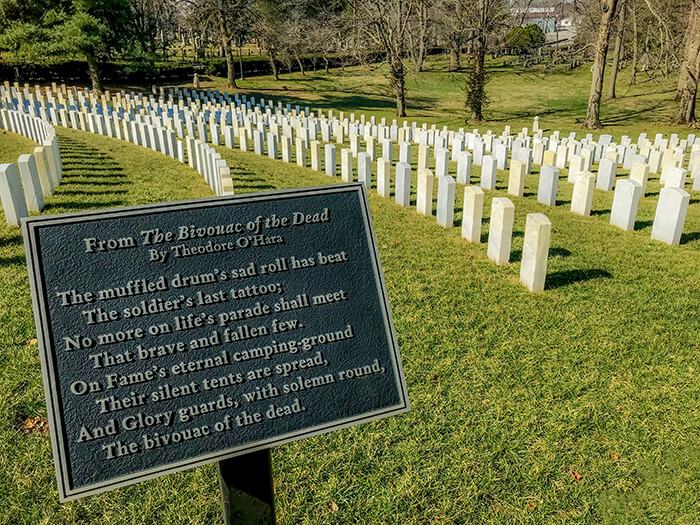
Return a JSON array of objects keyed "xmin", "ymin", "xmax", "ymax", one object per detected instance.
[
  {"xmin": 520, "ymin": 214, "xmax": 551, "ymax": 292},
  {"xmin": 416, "ymin": 169, "xmax": 435, "ymax": 217},
  {"xmin": 395, "ymin": 163, "xmax": 411, "ymax": 208},
  {"xmin": 538, "ymin": 165, "xmax": 559, "ymax": 206},
  {"xmin": 377, "ymin": 159, "xmax": 391, "ymax": 198},
  {"xmin": 571, "ymin": 172, "xmax": 596, "ymax": 217},
  {"xmin": 651, "ymin": 187, "xmax": 690, "ymax": 245},
  {"xmin": 461, "ymin": 186, "xmax": 484, "ymax": 243},
  {"xmin": 487, "ymin": 197, "xmax": 515, "ymax": 265},
  {"xmin": 480, "ymin": 155, "xmax": 498, "ymax": 190},
  {"xmin": 0, "ymin": 163, "xmax": 29, "ymax": 226},
  {"xmin": 507, "ymin": 160, "xmax": 526, "ymax": 198},
  {"xmin": 22, "ymin": 185, "xmax": 409, "ymax": 519},
  {"xmin": 436, "ymin": 176, "xmax": 456, "ymax": 228},
  {"xmin": 610, "ymin": 179, "xmax": 642, "ymax": 231}
]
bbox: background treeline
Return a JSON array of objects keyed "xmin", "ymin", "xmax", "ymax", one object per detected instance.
[{"xmin": 0, "ymin": 0, "xmax": 698, "ymax": 127}]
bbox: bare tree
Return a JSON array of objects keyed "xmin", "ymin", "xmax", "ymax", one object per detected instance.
[
  {"xmin": 297, "ymin": 10, "xmax": 343, "ymax": 74},
  {"xmin": 608, "ymin": 0, "xmax": 626, "ymax": 99},
  {"xmin": 675, "ymin": 0, "xmax": 700, "ymax": 124},
  {"xmin": 279, "ymin": 1, "xmax": 313, "ymax": 76},
  {"xmin": 250, "ymin": 0, "xmax": 285, "ymax": 80},
  {"xmin": 461, "ymin": 0, "xmax": 510, "ymax": 122},
  {"xmin": 354, "ymin": 0, "xmax": 416, "ymax": 116},
  {"xmin": 131, "ymin": 0, "xmax": 180, "ymax": 59},
  {"xmin": 185, "ymin": 0, "xmax": 250, "ymax": 88},
  {"xmin": 583, "ymin": 0, "xmax": 619, "ymax": 129},
  {"xmin": 629, "ymin": 0, "xmax": 639, "ymax": 84},
  {"xmin": 443, "ymin": 0, "xmax": 465, "ymax": 71},
  {"xmin": 406, "ymin": 0, "xmax": 433, "ymax": 73}
]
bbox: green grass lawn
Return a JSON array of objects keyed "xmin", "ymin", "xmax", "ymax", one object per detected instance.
[
  {"xmin": 0, "ymin": 130, "xmax": 37, "ymax": 164},
  {"xmin": 0, "ymin": 122, "xmax": 698, "ymax": 524},
  {"xmin": 170, "ymin": 54, "xmax": 694, "ymax": 141}
]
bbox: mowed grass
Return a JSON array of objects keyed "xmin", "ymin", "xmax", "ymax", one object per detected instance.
[
  {"xmin": 0, "ymin": 130, "xmax": 37, "ymax": 164},
  {"xmin": 178, "ymin": 54, "xmax": 693, "ymax": 140},
  {"xmin": 0, "ymin": 124, "xmax": 698, "ymax": 524}
]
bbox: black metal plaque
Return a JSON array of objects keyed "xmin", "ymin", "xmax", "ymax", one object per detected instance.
[{"xmin": 23, "ymin": 183, "xmax": 409, "ymax": 501}]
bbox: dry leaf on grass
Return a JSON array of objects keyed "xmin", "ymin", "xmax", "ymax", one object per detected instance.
[
  {"xmin": 328, "ymin": 502, "xmax": 339, "ymax": 512},
  {"xmin": 26, "ymin": 338, "xmax": 38, "ymax": 345},
  {"xmin": 570, "ymin": 471, "xmax": 582, "ymax": 482},
  {"xmin": 20, "ymin": 416, "xmax": 49, "ymax": 435}
]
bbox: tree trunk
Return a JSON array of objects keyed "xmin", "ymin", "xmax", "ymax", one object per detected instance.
[
  {"xmin": 391, "ymin": 60, "xmax": 406, "ymax": 117},
  {"xmin": 631, "ymin": 0, "xmax": 639, "ymax": 85},
  {"xmin": 583, "ymin": 0, "xmax": 619, "ymax": 129},
  {"xmin": 221, "ymin": 35, "xmax": 237, "ymax": 89},
  {"xmin": 193, "ymin": 35, "xmax": 200, "ymax": 60},
  {"xmin": 295, "ymin": 54, "xmax": 305, "ymax": 76},
  {"xmin": 86, "ymin": 53, "xmax": 103, "ymax": 93},
  {"xmin": 676, "ymin": 0, "xmax": 700, "ymax": 97},
  {"xmin": 414, "ymin": 49, "xmax": 425, "ymax": 73},
  {"xmin": 674, "ymin": 0, "xmax": 700, "ymax": 124},
  {"xmin": 239, "ymin": 47, "xmax": 245, "ymax": 81},
  {"xmin": 269, "ymin": 50, "xmax": 279, "ymax": 80},
  {"xmin": 225, "ymin": 51, "xmax": 237, "ymax": 89},
  {"xmin": 450, "ymin": 0, "xmax": 463, "ymax": 72},
  {"xmin": 449, "ymin": 43, "xmax": 461, "ymax": 71},
  {"xmin": 608, "ymin": 0, "xmax": 626, "ymax": 99},
  {"xmin": 412, "ymin": 2, "xmax": 428, "ymax": 73},
  {"xmin": 467, "ymin": 35, "xmax": 487, "ymax": 122},
  {"xmin": 324, "ymin": 56, "xmax": 330, "ymax": 73}
]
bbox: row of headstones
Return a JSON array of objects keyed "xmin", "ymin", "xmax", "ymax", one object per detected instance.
[
  {"xmin": 5, "ymin": 80, "xmax": 698, "ymax": 182},
  {"xmin": 0, "ymin": 102, "xmax": 235, "ymax": 225},
  {"xmin": 0, "ymin": 109, "xmax": 63, "ymax": 225},
  {"xmin": 256, "ymin": 130, "xmax": 693, "ymax": 247},
  {"xmin": 362, "ymin": 158, "xmax": 554, "ymax": 291},
  {"xmin": 235, "ymin": 127, "xmax": 550, "ymax": 291},
  {"xmin": 5, "ymin": 83, "xmax": 695, "ymax": 248},
  {"xmin": 34, "ymin": 100, "xmax": 235, "ymax": 199},
  {"xmin": 7, "ymin": 80, "xmax": 698, "ymax": 203},
  {"xmin": 65, "ymin": 84, "xmax": 700, "ymax": 245}
]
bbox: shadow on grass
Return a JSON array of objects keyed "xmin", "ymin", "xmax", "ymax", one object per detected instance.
[
  {"xmin": 55, "ymin": 135, "xmax": 131, "ymax": 209},
  {"xmin": 0, "ymin": 255, "xmax": 27, "ymax": 267},
  {"xmin": 0, "ymin": 233, "xmax": 22, "ymax": 248},
  {"xmin": 241, "ymin": 184, "xmax": 276, "ymax": 191},
  {"xmin": 509, "ymin": 245, "xmax": 570, "ymax": 263},
  {"xmin": 65, "ymin": 180, "xmax": 126, "ymax": 187},
  {"xmin": 681, "ymin": 232, "xmax": 700, "ymax": 244},
  {"xmin": 62, "ymin": 166, "xmax": 125, "ymax": 174},
  {"xmin": 601, "ymin": 104, "xmax": 664, "ymax": 125},
  {"xmin": 550, "ymin": 247, "xmax": 573, "ymax": 258},
  {"xmin": 545, "ymin": 269, "xmax": 613, "ymax": 290},
  {"xmin": 634, "ymin": 220, "xmax": 654, "ymax": 230},
  {"xmin": 44, "ymin": 201, "xmax": 125, "ymax": 212},
  {"xmin": 58, "ymin": 189, "xmax": 128, "ymax": 196}
]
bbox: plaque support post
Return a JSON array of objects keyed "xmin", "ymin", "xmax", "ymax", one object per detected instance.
[{"xmin": 218, "ymin": 449, "xmax": 276, "ymax": 525}]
